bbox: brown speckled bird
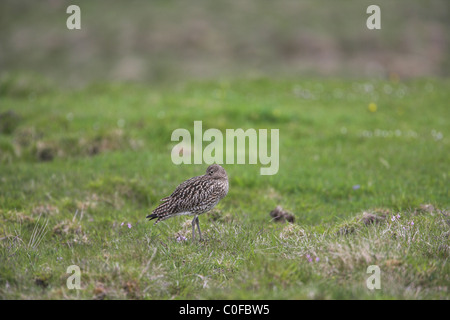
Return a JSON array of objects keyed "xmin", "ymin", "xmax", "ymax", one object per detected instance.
[{"xmin": 147, "ymin": 164, "xmax": 228, "ymax": 241}]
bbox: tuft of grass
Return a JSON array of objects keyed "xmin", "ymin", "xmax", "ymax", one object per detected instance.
[{"xmin": 27, "ymin": 214, "xmax": 49, "ymax": 251}]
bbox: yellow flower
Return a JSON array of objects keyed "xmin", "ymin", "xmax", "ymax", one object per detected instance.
[{"xmin": 368, "ymin": 102, "xmax": 377, "ymax": 112}]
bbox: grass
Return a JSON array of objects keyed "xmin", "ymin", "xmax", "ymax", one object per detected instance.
[{"xmin": 0, "ymin": 74, "xmax": 449, "ymax": 299}]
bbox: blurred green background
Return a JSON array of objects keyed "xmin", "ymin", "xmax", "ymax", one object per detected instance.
[{"xmin": 1, "ymin": 0, "xmax": 449, "ymax": 86}]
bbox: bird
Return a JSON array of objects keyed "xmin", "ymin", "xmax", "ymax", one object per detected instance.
[{"xmin": 146, "ymin": 164, "xmax": 229, "ymax": 241}]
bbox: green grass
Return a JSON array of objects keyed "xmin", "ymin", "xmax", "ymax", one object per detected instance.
[{"xmin": 0, "ymin": 74, "xmax": 449, "ymax": 299}]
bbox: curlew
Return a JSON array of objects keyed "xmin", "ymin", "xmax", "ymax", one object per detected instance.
[{"xmin": 147, "ymin": 164, "xmax": 228, "ymax": 241}]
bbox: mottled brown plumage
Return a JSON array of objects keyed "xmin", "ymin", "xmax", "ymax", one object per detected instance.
[{"xmin": 147, "ymin": 164, "xmax": 228, "ymax": 240}]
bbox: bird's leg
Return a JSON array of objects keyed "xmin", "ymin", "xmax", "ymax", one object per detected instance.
[
  {"xmin": 195, "ymin": 216, "xmax": 202, "ymax": 241},
  {"xmin": 191, "ymin": 216, "xmax": 196, "ymax": 241}
]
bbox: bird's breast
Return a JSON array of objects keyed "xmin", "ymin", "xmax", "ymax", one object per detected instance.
[{"xmin": 220, "ymin": 179, "xmax": 229, "ymax": 198}]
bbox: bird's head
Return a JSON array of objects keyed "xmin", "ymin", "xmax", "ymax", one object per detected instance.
[{"xmin": 205, "ymin": 164, "xmax": 228, "ymax": 180}]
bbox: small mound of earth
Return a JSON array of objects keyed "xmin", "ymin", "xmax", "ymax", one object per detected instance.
[{"xmin": 270, "ymin": 206, "xmax": 295, "ymax": 223}]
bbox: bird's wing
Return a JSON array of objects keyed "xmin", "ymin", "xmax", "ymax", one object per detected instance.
[
  {"xmin": 151, "ymin": 176, "xmax": 216, "ymax": 216},
  {"xmin": 168, "ymin": 178, "xmax": 216, "ymax": 211}
]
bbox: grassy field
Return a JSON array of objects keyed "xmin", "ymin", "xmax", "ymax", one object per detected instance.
[{"xmin": 0, "ymin": 74, "xmax": 449, "ymax": 299}]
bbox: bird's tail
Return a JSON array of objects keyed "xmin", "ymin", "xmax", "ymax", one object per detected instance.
[
  {"xmin": 147, "ymin": 200, "xmax": 171, "ymax": 223},
  {"xmin": 146, "ymin": 213, "xmax": 158, "ymax": 220}
]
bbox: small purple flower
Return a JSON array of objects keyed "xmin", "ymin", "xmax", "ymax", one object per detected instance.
[
  {"xmin": 120, "ymin": 222, "xmax": 124, "ymax": 226},
  {"xmin": 352, "ymin": 185, "xmax": 361, "ymax": 190},
  {"xmin": 127, "ymin": 223, "xmax": 132, "ymax": 229},
  {"xmin": 391, "ymin": 216, "xmax": 396, "ymax": 222},
  {"xmin": 396, "ymin": 214, "xmax": 401, "ymax": 219},
  {"xmin": 410, "ymin": 221, "xmax": 414, "ymax": 226},
  {"xmin": 176, "ymin": 235, "xmax": 187, "ymax": 242},
  {"xmin": 315, "ymin": 257, "xmax": 320, "ymax": 262}
]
